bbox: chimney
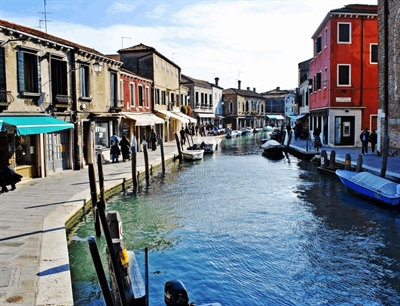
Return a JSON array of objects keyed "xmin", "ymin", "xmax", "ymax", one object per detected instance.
[
  {"xmin": 276, "ymin": 86, "xmax": 280, "ymax": 90},
  {"xmin": 247, "ymin": 87, "xmax": 250, "ymax": 90},
  {"xmin": 253, "ymin": 88, "xmax": 256, "ymax": 92},
  {"xmin": 215, "ymin": 77, "xmax": 219, "ymax": 86},
  {"xmin": 238, "ymin": 80, "xmax": 241, "ymax": 90}
]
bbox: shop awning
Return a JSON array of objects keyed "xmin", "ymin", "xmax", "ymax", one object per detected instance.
[
  {"xmin": 266, "ymin": 114, "xmax": 284, "ymax": 120},
  {"xmin": 123, "ymin": 113, "xmax": 164, "ymax": 126},
  {"xmin": 197, "ymin": 113, "xmax": 215, "ymax": 118},
  {"xmin": 156, "ymin": 110, "xmax": 187, "ymax": 123},
  {"xmin": 0, "ymin": 115, "xmax": 74, "ymax": 136},
  {"xmin": 173, "ymin": 112, "xmax": 197, "ymax": 123}
]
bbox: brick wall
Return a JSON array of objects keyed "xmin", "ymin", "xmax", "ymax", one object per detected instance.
[{"xmin": 378, "ymin": 0, "xmax": 400, "ymax": 156}]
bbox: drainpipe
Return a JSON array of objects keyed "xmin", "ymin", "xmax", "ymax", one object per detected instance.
[{"xmin": 71, "ymin": 48, "xmax": 81, "ymax": 170}]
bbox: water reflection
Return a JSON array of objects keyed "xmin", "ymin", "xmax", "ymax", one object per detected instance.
[{"xmin": 68, "ymin": 133, "xmax": 400, "ymax": 306}]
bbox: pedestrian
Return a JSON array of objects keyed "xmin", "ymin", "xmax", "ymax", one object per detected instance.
[
  {"xmin": 180, "ymin": 127, "xmax": 186, "ymax": 145},
  {"xmin": 360, "ymin": 128, "xmax": 370, "ymax": 155},
  {"xmin": 369, "ymin": 129, "xmax": 377, "ymax": 154},
  {"xmin": 0, "ymin": 162, "xmax": 22, "ymax": 192},
  {"xmin": 110, "ymin": 134, "xmax": 120, "ymax": 163},
  {"xmin": 293, "ymin": 122, "xmax": 299, "ymax": 140},
  {"xmin": 150, "ymin": 129, "xmax": 157, "ymax": 151},
  {"xmin": 131, "ymin": 132, "xmax": 137, "ymax": 154},
  {"xmin": 119, "ymin": 135, "xmax": 130, "ymax": 162},
  {"xmin": 313, "ymin": 128, "xmax": 321, "ymax": 151}
]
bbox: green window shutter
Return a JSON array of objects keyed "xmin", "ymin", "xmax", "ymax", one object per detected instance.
[{"xmin": 17, "ymin": 51, "xmax": 25, "ymax": 92}]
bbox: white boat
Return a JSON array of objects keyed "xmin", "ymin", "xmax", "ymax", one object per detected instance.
[
  {"xmin": 336, "ymin": 170, "xmax": 400, "ymax": 206},
  {"xmin": 261, "ymin": 139, "xmax": 285, "ymax": 159},
  {"xmin": 182, "ymin": 149, "xmax": 204, "ymax": 160},
  {"xmin": 191, "ymin": 136, "xmax": 220, "ymax": 154},
  {"xmin": 263, "ymin": 125, "xmax": 274, "ymax": 131}
]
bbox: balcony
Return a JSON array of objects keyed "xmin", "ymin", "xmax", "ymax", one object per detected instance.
[
  {"xmin": 54, "ymin": 94, "xmax": 70, "ymax": 111},
  {"xmin": 0, "ymin": 89, "xmax": 14, "ymax": 111}
]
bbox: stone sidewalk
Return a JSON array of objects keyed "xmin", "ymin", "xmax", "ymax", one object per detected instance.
[
  {"xmin": 0, "ymin": 141, "xmax": 180, "ymax": 306},
  {"xmin": 0, "ymin": 136, "xmax": 399, "ymax": 305}
]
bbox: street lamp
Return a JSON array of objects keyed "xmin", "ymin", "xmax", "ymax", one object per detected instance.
[{"xmin": 93, "ymin": 61, "xmax": 103, "ymax": 74}]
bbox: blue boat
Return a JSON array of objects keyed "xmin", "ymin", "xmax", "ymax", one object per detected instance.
[{"xmin": 335, "ymin": 170, "xmax": 400, "ymax": 206}]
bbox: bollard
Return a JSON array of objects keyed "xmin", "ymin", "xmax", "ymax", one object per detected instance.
[
  {"xmin": 356, "ymin": 154, "xmax": 363, "ymax": 172},
  {"xmin": 345, "ymin": 153, "xmax": 351, "ymax": 170},
  {"xmin": 329, "ymin": 151, "xmax": 336, "ymax": 171},
  {"xmin": 320, "ymin": 150, "xmax": 327, "ymax": 168},
  {"xmin": 88, "ymin": 237, "xmax": 115, "ymax": 306}
]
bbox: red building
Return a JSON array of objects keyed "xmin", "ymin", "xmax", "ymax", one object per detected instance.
[{"xmin": 309, "ymin": 4, "xmax": 378, "ymax": 146}]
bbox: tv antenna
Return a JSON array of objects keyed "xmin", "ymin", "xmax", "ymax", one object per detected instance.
[
  {"xmin": 39, "ymin": 0, "xmax": 52, "ymax": 33},
  {"xmin": 121, "ymin": 37, "xmax": 131, "ymax": 48}
]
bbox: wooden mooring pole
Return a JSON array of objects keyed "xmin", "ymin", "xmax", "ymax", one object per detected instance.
[
  {"xmin": 88, "ymin": 163, "xmax": 101, "ymax": 237},
  {"xmin": 356, "ymin": 154, "xmax": 363, "ymax": 172},
  {"xmin": 320, "ymin": 150, "xmax": 327, "ymax": 169},
  {"xmin": 131, "ymin": 145, "xmax": 137, "ymax": 193},
  {"xmin": 159, "ymin": 137, "xmax": 166, "ymax": 173},
  {"xmin": 329, "ymin": 151, "xmax": 336, "ymax": 171},
  {"xmin": 174, "ymin": 133, "xmax": 182, "ymax": 163},
  {"xmin": 345, "ymin": 153, "xmax": 351, "ymax": 170},
  {"xmin": 143, "ymin": 143, "xmax": 150, "ymax": 185}
]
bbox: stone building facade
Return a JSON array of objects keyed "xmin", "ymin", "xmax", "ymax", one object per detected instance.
[{"xmin": 378, "ymin": 0, "xmax": 400, "ymax": 155}]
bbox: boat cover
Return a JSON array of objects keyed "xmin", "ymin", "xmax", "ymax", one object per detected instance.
[{"xmin": 351, "ymin": 172, "xmax": 400, "ymax": 196}]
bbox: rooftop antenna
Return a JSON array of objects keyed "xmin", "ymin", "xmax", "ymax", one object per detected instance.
[
  {"xmin": 121, "ymin": 37, "xmax": 131, "ymax": 48},
  {"xmin": 39, "ymin": 0, "xmax": 52, "ymax": 33}
]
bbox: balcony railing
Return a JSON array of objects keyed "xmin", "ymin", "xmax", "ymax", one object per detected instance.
[{"xmin": 0, "ymin": 89, "xmax": 14, "ymax": 108}]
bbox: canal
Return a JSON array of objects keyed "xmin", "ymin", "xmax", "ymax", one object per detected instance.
[{"xmin": 68, "ymin": 133, "xmax": 400, "ymax": 306}]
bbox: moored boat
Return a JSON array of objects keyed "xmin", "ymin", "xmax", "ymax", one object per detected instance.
[
  {"xmin": 182, "ymin": 149, "xmax": 204, "ymax": 161},
  {"xmin": 261, "ymin": 139, "xmax": 285, "ymax": 160},
  {"xmin": 335, "ymin": 169, "xmax": 400, "ymax": 206}
]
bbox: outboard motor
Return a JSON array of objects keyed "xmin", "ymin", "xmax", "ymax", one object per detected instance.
[{"xmin": 164, "ymin": 280, "xmax": 189, "ymax": 306}]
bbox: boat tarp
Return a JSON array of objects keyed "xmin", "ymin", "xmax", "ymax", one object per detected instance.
[{"xmin": 352, "ymin": 172, "xmax": 399, "ymax": 195}]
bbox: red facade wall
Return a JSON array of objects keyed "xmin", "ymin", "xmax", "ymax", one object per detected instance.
[
  {"xmin": 121, "ymin": 73, "xmax": 153, "ymax": 113},
  {"xmin": 310, "ymin": 11, "xmax": 378, "ymax": 130}
]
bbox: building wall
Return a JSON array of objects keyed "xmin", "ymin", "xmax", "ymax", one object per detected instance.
[{"xmin": 378, "ymin": 0, "xmax": 400, "ymax": 153}]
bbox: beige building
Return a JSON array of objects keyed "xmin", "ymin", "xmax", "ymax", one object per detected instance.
[
  {"xmin": 0, "ymin": 19, "xmax": 122, "ymax": 178},
  {"xmin": 118, "ymin": 44, "xmax": 189, "ymax": 142}
]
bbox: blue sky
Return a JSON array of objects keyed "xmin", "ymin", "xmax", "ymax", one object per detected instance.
[{"xmin": 0, "ymin": 0, "xmax": 377, "ymax": 92}]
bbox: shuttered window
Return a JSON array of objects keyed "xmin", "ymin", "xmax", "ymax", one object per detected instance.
[{"xmin": 17, "ymin": 50, "xmax": 41, "ymax": 93}]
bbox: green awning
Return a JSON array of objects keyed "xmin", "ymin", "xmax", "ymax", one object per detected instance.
[{"xmin": 0, "ymin": 116, "xmax": 74, "ymax": 136}]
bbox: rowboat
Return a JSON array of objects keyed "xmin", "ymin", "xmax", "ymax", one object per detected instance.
[
  {"xmin": 335, "ymin": 169, "xmax": 400, "ymax": 206},
  {"xmin": 261, "ymin": 139, "xmax": 285, "ymax": 160},
  {"xmin": 182, "ymin": 149, "xmax": 204, "ymax": 161}
]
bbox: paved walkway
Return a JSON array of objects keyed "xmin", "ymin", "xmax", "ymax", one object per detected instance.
[{"xmin": 0, "ymin": 136, "xmax": 399, "ymax": 305}]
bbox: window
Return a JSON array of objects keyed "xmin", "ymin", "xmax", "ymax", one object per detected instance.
[
  {"xmin": 119, "ymin": 79, "xmax": 124, "ymax": 102},
  {"xmin": 51, "ymin": 59, "xmax": 67, "ymax": 96},
  {"xmin": 161, "ymin": 90, "xmax": 166, "ymax": 105},
  {"xmin": 146, "ymin": 87, "xmax": 150, "ymax": 107},
  {"xmin": 138, "ymin": 85, "xmax": 143, "ymax": 107},
  {"xmin": 130, "ymin": 83, "xmax": 135, "ymax": 106},
  {"xmin": 155, "ymin": 88, "xmax": 160, "ymax": 105},
  {"xmin": 110, "ymin": 72, "xmax": 119, "ymax": 107},
  {"xmin": 314, "ymin": 73, "xmax": 322, "ymax": 91},
  {"xmin": 324, "ymin": 28, "xmax": 328, "ymax": 48},
  {"xmin": 170, "ymin": 92, "xmax": 174, "ymax": 107},
  {"xmin": 0, "ymin": 47, "xmax": 6, "ymax": 94},
  {"xmin": 315, "ymin": 36, "xmax": 322, "ymax": 54},
  {"xmin": 324, "ymin": 67, "xmax": 328, "ymax": 88},
  {"xmin": 80, "ymin": 64, "xmax": 90, "ymax": 97},
  {"xmin": 338, "ymin": 64, "xmax": 351, "ymax": 86},
  {"xmin": 17, "ymin": 50, "xmax": 41, "ymax": 93},
  {"xmin": 338, "ymin": 23, "xmax": 351, "ymax": 43},
  {"xmin": 195, "ymin": 91, "xmax": 199, "ymax": 106},
  {"xmin": 370, "ymin": 44, "xmax": 378, "ymax": 63}
]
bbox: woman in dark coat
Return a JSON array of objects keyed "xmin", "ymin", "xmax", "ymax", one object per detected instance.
[{"xmin": 119, "ymin": 135, "xmax": 131, "ymax": 162}]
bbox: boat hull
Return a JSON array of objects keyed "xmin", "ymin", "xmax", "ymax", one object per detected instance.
[
  {"xmin": 182, "ymin": 150, "xmax": 204, "ymax": 160},
  {"xmin": 336, "ymin": 170, "xmax": 400, "ymax": 206}
]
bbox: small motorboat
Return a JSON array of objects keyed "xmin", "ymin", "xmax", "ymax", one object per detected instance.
[
  {"xmin": 182, "ymin": 149, "xmax": 204, "ymax": 161},
  {"xmin": 336, "ymin": 169, "xmax": 400, "ymax": 206},
  {"xmin": 261, "ymin": 139, "xmax": 285, "ymax": 160}
]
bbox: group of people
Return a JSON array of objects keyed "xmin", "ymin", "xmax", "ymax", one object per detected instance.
[
  {"xmin": 360, "ymin": 128, "xmax": 378, "ymax": 155},
  {"xmin": 0, "ymin": 162, "xmax": 22, "ymax": 193},
  {"xmin": 110, "ymin": 134, "xmax": 131, "ymax": 163}
]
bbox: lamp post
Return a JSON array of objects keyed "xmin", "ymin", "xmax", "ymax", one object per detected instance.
[{"xmin": 93, "ymin": 61, "xmax": 103, "ymax": 74}]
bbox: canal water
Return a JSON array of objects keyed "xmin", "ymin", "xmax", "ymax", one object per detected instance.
[{"xmin": 68, "ymin": 133, "xmax": 400, "ymax": 306}]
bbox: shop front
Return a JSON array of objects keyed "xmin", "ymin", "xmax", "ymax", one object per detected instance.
[{"xmin": 0, "ymin": 115, "xmax": 74, "ymax": 179}]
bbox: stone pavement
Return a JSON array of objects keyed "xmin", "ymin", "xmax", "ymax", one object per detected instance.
[
  {"xmin": 0, "ymin": 141, "xmax": 180, "ymax": 306},
  {"xmin": 0, "ymin": 136, "xmax": 399, "ymax": 306}
]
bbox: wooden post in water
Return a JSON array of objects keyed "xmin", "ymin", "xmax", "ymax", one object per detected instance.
[
  {"xmin": 320, "ymin": 150, "xmax": 327, "ymax": 169},
  {"xmin": 131, "ymin": 145, "xmax": 138, "ymax": 192},
  {"xmin": 159, "ymin": 137, "xmax": 166, "ymax": 173},
  {"xmin": 356, "ymin": 154, "xmax": 363, "ymax": 172},
  {"xmin": 329, "ymin": 151, "xmax": 336, "ymax": 171},
  {"xmin": 143, "ymin": 142, "xmax": 150, "ymax": 184},
  {"xmin": 88, "ymin": 163, "xmax": 101, "ymax": 237},
  {"xmin": 95, "ymin": 165, "xmax": 127, "ymax": 305},
  {"xmin": 174, "ymin": 133, "xmax": 182, "ymax": 163},
  {"xmin": 345, "ymin": 153, "xmax": 351, "ymax": 170}
]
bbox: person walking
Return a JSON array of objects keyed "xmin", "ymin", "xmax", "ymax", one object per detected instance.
[
  {"xmin": 360, "ymin": 128, "xmax": 370, "ymax": 155},
  {"xmin": 110, "ymin": 134, "xmax": 121, "ymax": 163},
  {"xmin": 180, "ymin": 127, "xmax": 186, "ymax": 146},
  {"xmin": 119, "ymin": 135, "xmax": 130, "ymax": 162},
  {"xmin": 150, "ymin": 129, "xmax": 157, "ymax": 151},
  {"xmin": 369, "ymin": 129, "xmax": 377, "ymax": 155}
]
